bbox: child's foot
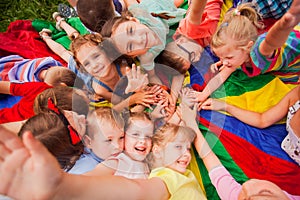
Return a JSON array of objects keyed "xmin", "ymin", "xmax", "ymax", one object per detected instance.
[
  {"xmin": 53, "ymin": 12, "xmax": 65, "ymax": 31},
  {"xmin": 39, "ymin": 28, "xmax": 52, "ymax": 40}
]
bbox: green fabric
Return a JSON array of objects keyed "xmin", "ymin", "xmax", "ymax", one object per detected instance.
[
  {"xmin": 194, "ymin": 123, "xmax": 249, "ymax": 200},
  {"xmin": 32, "ymin": 17, "xmax": 89, "ymax": 50},
  {"xmin": 211, "ymin": 70, "xmax": 276, "ymax": 99}
]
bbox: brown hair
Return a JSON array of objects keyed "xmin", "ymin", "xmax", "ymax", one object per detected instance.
[
  {"xmin": 87, "ymin": 107, "xmax": 125, "ymax": 139},
  {"xmin": 18, "ymin": 112, "xmax": 85, "ymax": 171},
  {"xmin": 211, "ymin": 3, "xmax": 264, "ymax": 50},
  {"xmin": 70, "ymin": 33, "xmax": 133, "ymax": 73},
  {"xmin": 77, "ymin": 0, "xmax": 115, "ymax": 33},
  {"xmin": 49, "ymin": 67, "xmax": 77, "ymax": 87},
  {"xmin": 33, "ymin": 86, "xmax": 89, "ymax": 116},
  {"xmin": 124, "ymin": 111, "xmax": 152, "ymax": 132}
]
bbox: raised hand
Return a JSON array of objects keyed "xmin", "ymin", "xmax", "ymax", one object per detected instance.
[
  {"xmin": 0, "ymin": 127, "xmax": 63, "ymax": 200},
  {"xmin": 125, "ymin": 64, "xmax": 149, "ymax": 94}
]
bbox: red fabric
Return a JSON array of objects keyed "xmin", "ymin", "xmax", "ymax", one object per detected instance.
[
  {"xmin": 0, "ymin": 20, "xmax": 67, "ymax": 66},
  {"xmin": 0, "ymin": 82, "xmax": 52, "ymax": 124},
  {"xmin": 199, "ymin": 116, "xmax": 300, "ymax": 196}
]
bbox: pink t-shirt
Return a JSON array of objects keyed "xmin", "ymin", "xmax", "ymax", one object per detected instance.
[{"xmin": 174, "ymin": 0, "xmax": 223, "ymax": 47}]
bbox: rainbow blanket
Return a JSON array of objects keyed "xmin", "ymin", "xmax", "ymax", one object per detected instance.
[{"xmin": 189, "ymin": 66, "xmax": 300, "ymax": 199}]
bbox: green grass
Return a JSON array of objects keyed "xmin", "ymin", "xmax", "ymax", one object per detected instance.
[{"xmin": 0, "ymin": 0, "xmax": 68, "ymax": 32}]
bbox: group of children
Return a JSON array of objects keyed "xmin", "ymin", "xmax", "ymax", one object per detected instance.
[{"xmin": 0, "ymin": 0, "xmax": 300, "ymax": 199}]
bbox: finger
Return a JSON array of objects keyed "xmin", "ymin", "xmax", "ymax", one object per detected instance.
[
  {"xmin": 131, "ymin": 64, "xmax": 137, "ymax": 79},
  {"xmin": 136, "ymin": 65, "xmax": 141, "ymax": 78},
  {"xmin": 126, "ymin": 67, "xmax": 132, "ymax": 79},
  {"xmin": 0, "ymin": 126, "xmax": 24, "ymax": 150}
]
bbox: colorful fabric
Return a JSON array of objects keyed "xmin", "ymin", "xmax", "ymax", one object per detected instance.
[
  {"xmin": 0, "ymin": 55, "xmax": 62, "ymax": 82},
  {"xmin": 188, "ymin": 68, "xmax": 300, "ymax": 199},
  {"xmin": 0, "ymin": 82, "xmax": 52, "ymax": 124},
  {"xmin": 32, "ymin": 17, "xmax": 89, "ymax": 50},
  {"xmin": 149, "ymin": 167, "xmax": 207, "ymax": 200},
  {"xmin": 0, "ymin": 20, "xmax": 67, "ymax": 66},
  {"xmin": 244, "ymin": 25, "xmax": 300, "ymax": 84}
]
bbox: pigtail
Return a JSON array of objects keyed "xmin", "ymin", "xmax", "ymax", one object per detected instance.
[{"xmin": 150, "ymin": 12, "xmax": 175, "ymax": 20}]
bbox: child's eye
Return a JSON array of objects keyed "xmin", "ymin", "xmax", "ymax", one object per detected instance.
[
  {"xmin": 129, "ymin": 27, "xmax": 133, "ymax": 34},
  {"xmin": 83, "ymin": 61, "xmax": 90, "ymax": 67},
  {"xmin": 105, "ymin": 139, "xmax": 112, "ymax": 143},
  {"xmin": 175, "ymin": 145, "xmax": 182, "ymax": 149},
  {"xmin": 129, "ymin": 43, "xmax": 133, "ymax": 52},
  {"xmin": 120, "ymin": 136, "xmax": 125, "ymax": 140}
]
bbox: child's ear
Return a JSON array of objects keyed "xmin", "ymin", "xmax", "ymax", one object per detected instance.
[
  {"xmin": 152, "ymin": 144, "xmax": 162, "ymax": 159},
  {"xmin": 247, "ymin": 40, "xmax": 254, "ymax": 50},
  {"xmin": 82, "ymin": 134, "xmax": 92, "ymax": 148}
]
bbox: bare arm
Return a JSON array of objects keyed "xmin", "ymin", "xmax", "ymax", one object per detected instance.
[
  {"xmin": 0, "ymin": 127, "xmax": 170, "ymax": 200},
  {"xmin": 195, "ymin": 67, "xmax": 235, "ymax": 102},
  {"xmin": 259, "ymin": 0, "xmax": 300, "ymax": 57},
  {"xmin": 188, "ymin": 0, "xmax": 207, "ymax": 25},
  {"xmin": 201, "ymin": 86, "xmax": 299, "ymax": 128},
  {"xmin": 84, "ymin": 160, "xmax": 117, "ymax": 176},
  {"xmin": 0, "ymin": 81, "xmax": 11, "ymax": 94}
]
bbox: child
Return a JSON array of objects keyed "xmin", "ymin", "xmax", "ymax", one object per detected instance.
[
  {"xmin": 0, "ymin": 55, "xmax": 64, "ymax": 82},
  {"xmin": 194, "ymin": 0, "xmax": 300, "ymax": 103},
  {"xmin": 101, "ymin": 0, "xmax": 186, "ymax": 84},
  {"xmin": 18, "ymin": 111, "xmax": 85, "ymax": 172},
  {"xmin": 84, "ymin": 111, "xmax": 153, "ymax": 179},
  {"xmin": 200, "ymin": 84, "xmax": 300, "ymax": 165},
  {"xmin": 0, "ymin": 68, "xmax": 77, "ymax": 124},
  {"xmin": 68, "ymin": 107, "xmax": 125, "ymax": 174},
  {"xmin": 71, "ymin": 33, "xmax": 157, "ymax": 112},
  {"xmin": 178, "ymin": 103, "xmax": 300, "ymax": 200},
  {"xmin": 0, "ymin": 120, "xmax": 211, "ymax": 199}
]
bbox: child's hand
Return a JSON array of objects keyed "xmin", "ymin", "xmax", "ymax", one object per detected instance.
[
  {"xmin": 200, "ymin": 98, "xmax": 227, "ymax": 111},
  {"xmin": 179, "ymin": 103, "xmax": 198, "ymax": 128},
  {"xmin": 210, "ymin": 61, "xmax": 224, "ymax": 73},
  {"xmin": 129, "ymin": 90, "xmax": 155, "ymax": 109},
  {"xmin": 190, "ymin": 91, "xmax": 208, "ymax": 105},
  {"xmin": 179, "ymin": 87, "xmax": 196, "ymax": 108},
  {"xmin": 125, "ymin": 64, "xmax": 148, "ymax": 94},
  {"xmin": 150, "ymin": 99, "xmax": 168, "ymax": 120}
]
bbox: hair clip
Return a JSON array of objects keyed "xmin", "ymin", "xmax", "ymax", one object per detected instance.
[
  {"xmin": 47, "ymin": 97, "xmax": 82, "ymax": 145},
  {"xmin": 233, "ymin": 9, "xmax": 241, "ymax": 16},
  {"xmin": 220, "ymin": 22, "xmax": 228, "ymax": 28}
]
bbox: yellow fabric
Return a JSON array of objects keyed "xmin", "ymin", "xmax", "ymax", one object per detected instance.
[
  {"xmin": 221, "ymin": 77, "xmax": 291, "ymax": 113},
  {"xmin": 149, "ymin": 167, "xmax": 207, "ymax": 200},
  {"xmin": 217, "ymin": 77, "xmax": 292, "ymax": 124},
  {"xmin": 218, "ymin": 0, "xmax": 233, "ymax": 25},
  {"xmin": 188, "ymin": 148, "xmax": 206, "ymax": 196},
  {"xmin": 89, "ymin": 101, "xmax": 113, "ymax": 109}
]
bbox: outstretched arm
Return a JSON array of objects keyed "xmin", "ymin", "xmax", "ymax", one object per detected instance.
[
  {"xmin": 259, "ymin": 0, "xmax": 300, "ymax": 57},
  {"xmin": 194, "ymin": 66, "xmax": 235, "ymax": 103},
  {"xmin": 201, "ymin": 85, "xmax": 299, "ymax": 128},
  {"xmin": 0, "ymin": 126, "xmax": 169, "ymax": 200}
]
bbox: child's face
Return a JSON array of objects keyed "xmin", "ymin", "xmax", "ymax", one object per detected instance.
[
  {"xmin": 89, "ymin": 119, "xmax": 125, "ymax": 160},
  {"xmin": 111, "ymin": 19, "xmax": 161, "ymax": 57},
  {"xmin": 174, "ymin": 35, "xmax": 203, "ymax": 64},
  {"xmin": 124, "ymin": 119, "xmax": 154, "ymax": 161},
  {"xmin": 212, "ymin": 41, "xmax": 250, "ymax": 69},
  {"xmin": 161, "ymin": 133, "xmax": 192, "ymax": 174},
  {"xmin": 238, "ymin": 179, "xmax": 290, "ymax": 200},
  {"xmin": 76, "ymin": 43, "xmax": 112, "ymax": 78}
]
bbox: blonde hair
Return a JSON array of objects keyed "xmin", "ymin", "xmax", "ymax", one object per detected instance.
[
  {"xmin": 147, "ymin": 123, "xmax": 196, "ymax": 169},
  {"xmin": 87, "ymin": 107, "xmax": 124, "ymax": 139},
  {"xmin": 211, "ymin": 3, "xmax": 264, "ymax": 50},
  {"xmin": 124, "ymin": 111, "xmax": 152, "ymax": 132}
]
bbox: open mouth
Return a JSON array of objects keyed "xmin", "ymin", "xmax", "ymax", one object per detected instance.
[{"xmin": 134, "ymin": 146, "xmax": 147, "ymax": 154}]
